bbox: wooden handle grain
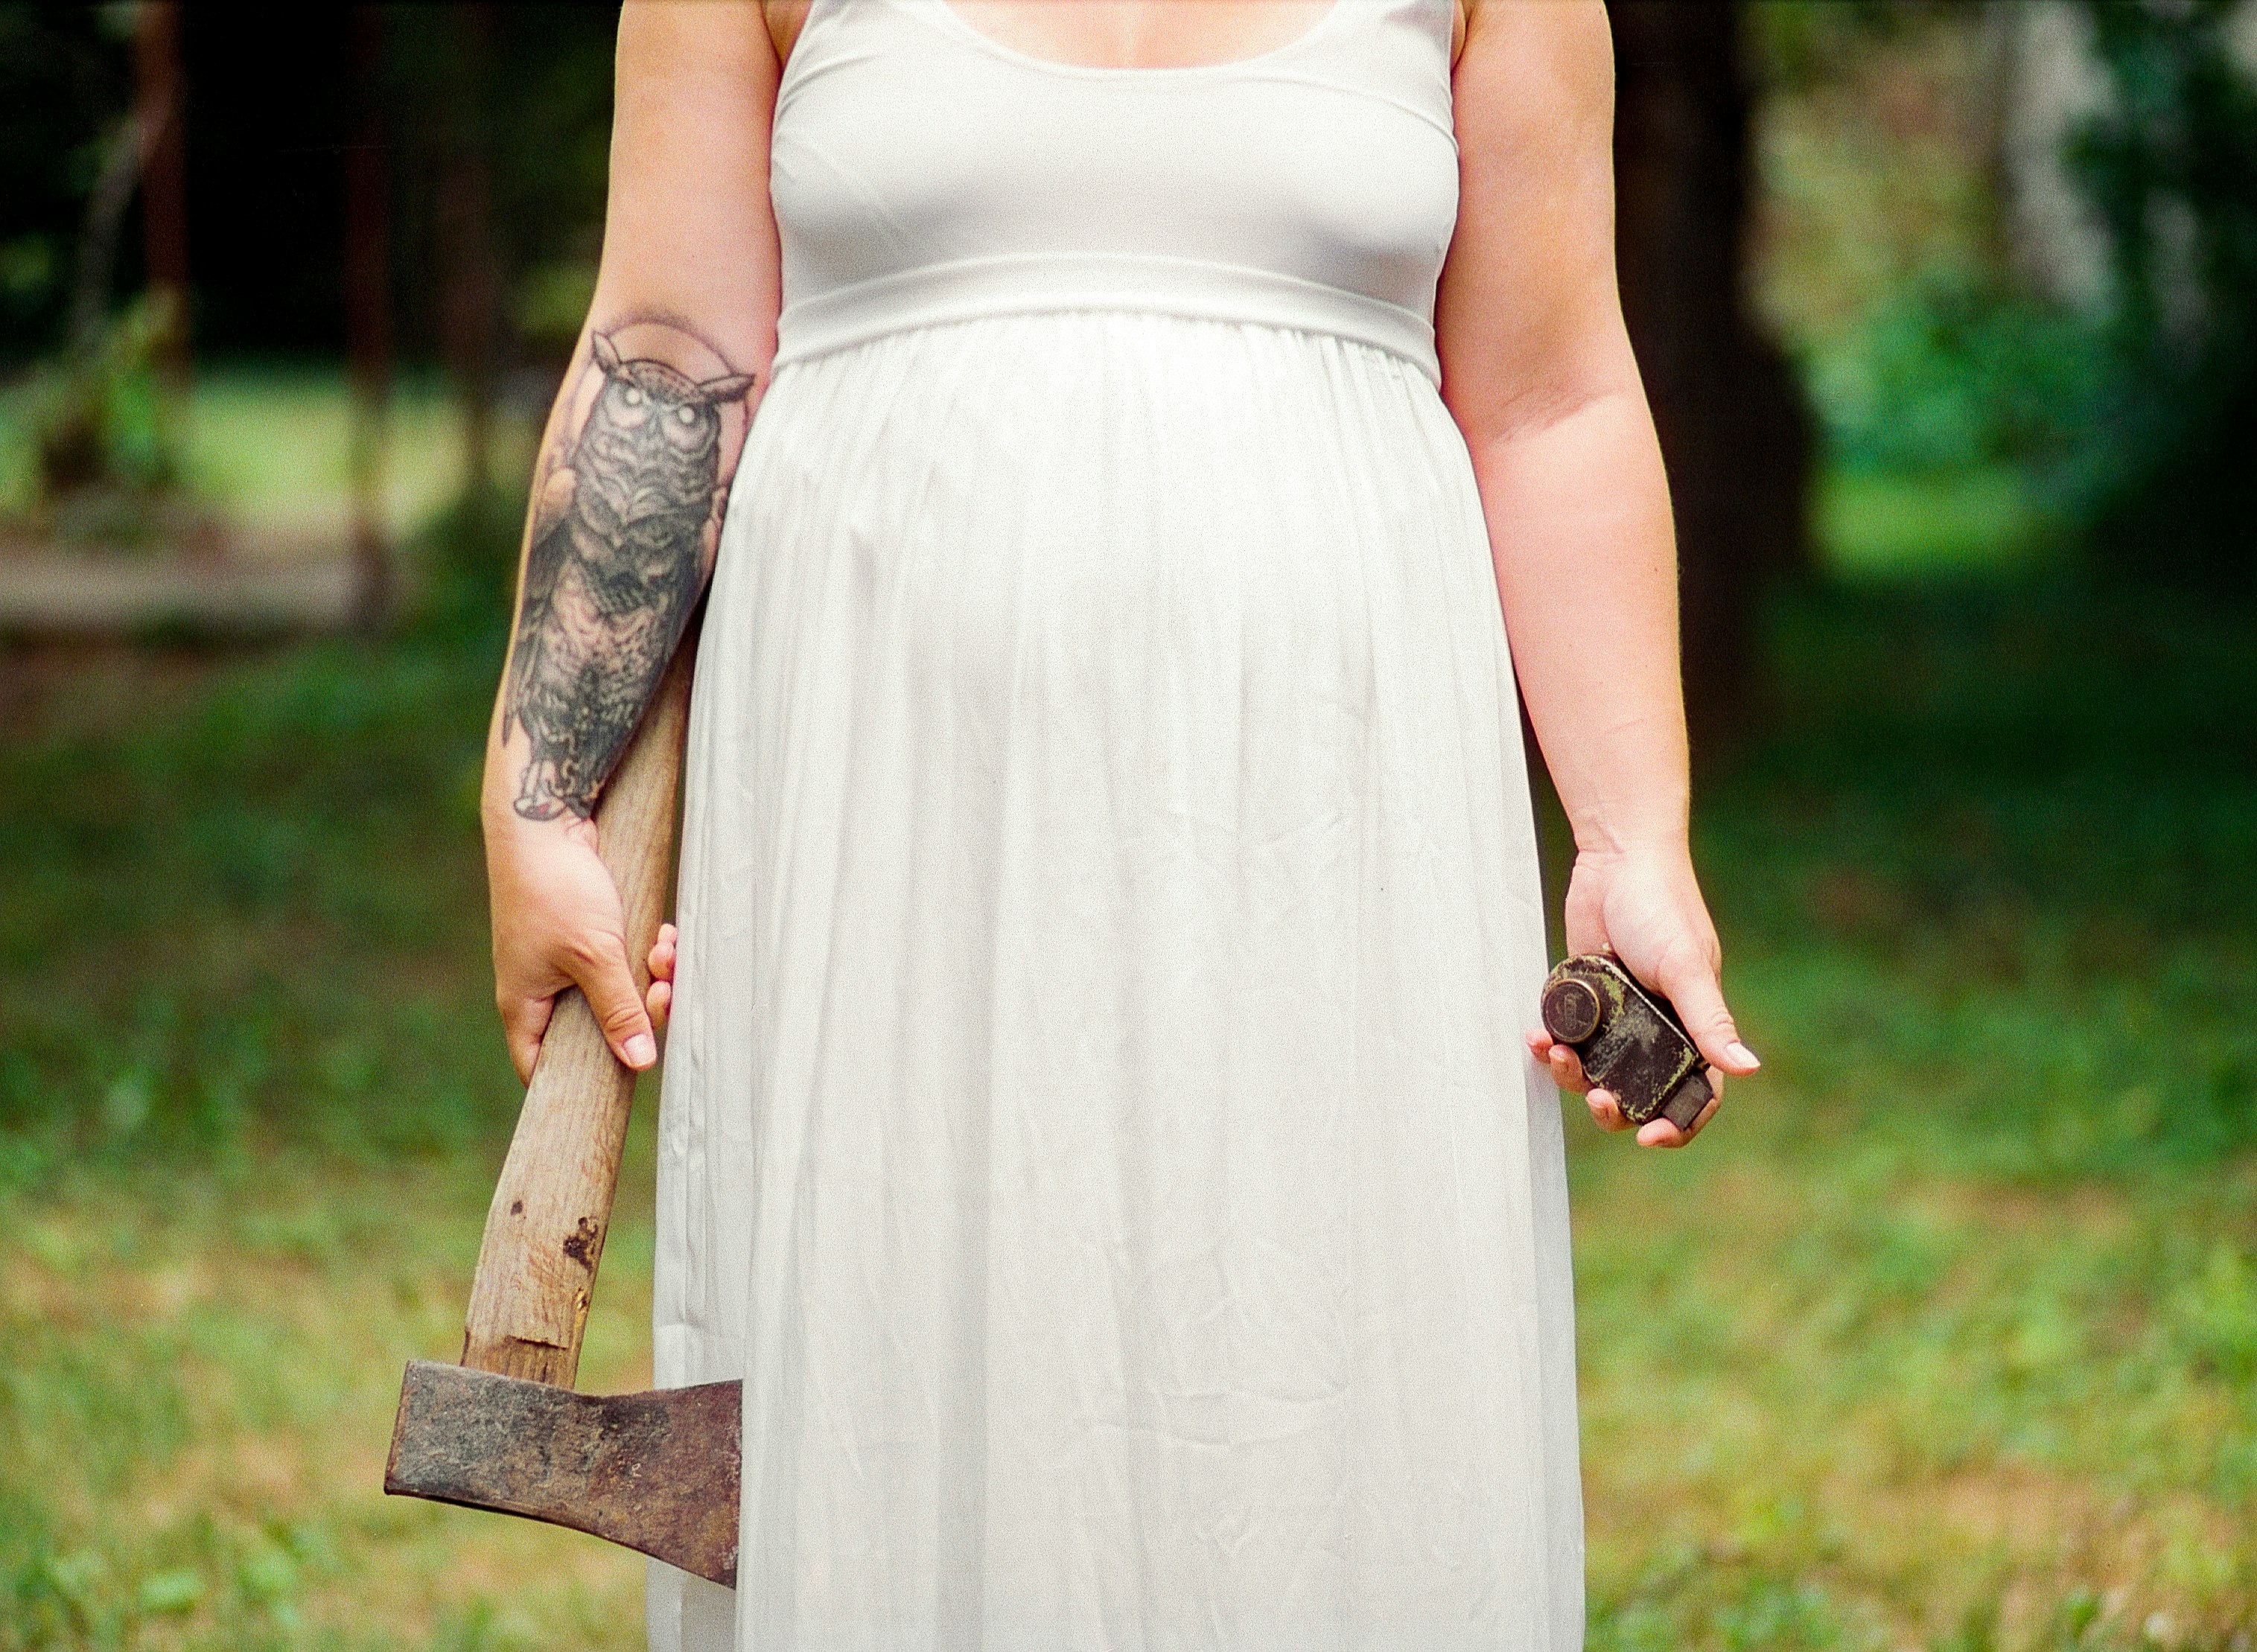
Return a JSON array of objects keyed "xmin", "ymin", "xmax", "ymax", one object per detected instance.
[{"xmin": 461, "ymin": 636, "xmax": 696, "ymax": 1386}]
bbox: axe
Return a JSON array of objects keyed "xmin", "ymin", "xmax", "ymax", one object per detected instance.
[{"xmin": 385, "ymin": 634, "xmax": 742, "ymax": 1587}]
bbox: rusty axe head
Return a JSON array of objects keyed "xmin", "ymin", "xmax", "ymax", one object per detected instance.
[{"xmin": 386, "ymin": 1361, "xmax": 739, "ymax": 1586}]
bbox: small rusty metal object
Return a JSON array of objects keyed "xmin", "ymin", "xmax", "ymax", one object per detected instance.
[{"xmin": 1540, "ymin": 953, "xmax": 1713, "ymax": 1131}]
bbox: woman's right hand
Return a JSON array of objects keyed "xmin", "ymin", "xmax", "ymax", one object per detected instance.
[
  {"xmin": 1524, "ymin": 841, "xmax": 1759, "ymax": 1148},
  {"xmin": 486, "ymin": 808, "xmax": 663, "ymax": 1085}
]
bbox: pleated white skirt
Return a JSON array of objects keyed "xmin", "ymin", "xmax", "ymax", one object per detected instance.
[{"xmin": 647, "ymin": 311, "xmax": 1583, "ymax": 1652}]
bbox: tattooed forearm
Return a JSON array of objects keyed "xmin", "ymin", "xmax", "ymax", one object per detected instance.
[{"xmin": 503, "ymin": 326, "xmax": 755, "ymax": 820}]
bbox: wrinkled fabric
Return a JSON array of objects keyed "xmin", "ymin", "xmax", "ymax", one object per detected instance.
[
  {"xmin": 646, "ymin": 3, "xmax": 1582, "ymax": 1647},
  {"xmin": 648, "ymin": 313, "xmax": 1582, "ymax": 1652}
]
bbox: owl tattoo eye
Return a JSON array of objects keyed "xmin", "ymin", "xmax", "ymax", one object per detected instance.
[{"xmin": 503, "ymin": 325, "xmax": 759, "ymax": 820}]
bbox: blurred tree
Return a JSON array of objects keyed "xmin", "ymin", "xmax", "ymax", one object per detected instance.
[
  {"xmin": 150, "ymin": 3, "xmax": 611, "ymax": 371},
  {"xmin": 1742, "ymin": 0, "xmax": 2116, "ymax": 575},
  {"xmin": 134, "ymin": 0, "xmax": 188, "ymax": 389},
  {"xmin": 379, "ymin": 2, "xmax": 614, "ymax": 382},
  {"xmin": 2067, "ymin": 0, "xmax": 2257, "ymax": 596},
  {"xmin": 381, "ymin": 2, "xmax": 506, "ymax": 488},
  {"xmin": 13, "ymin": 0, "xmax": 193, "ymax": 520},
  {"xmin": 0, "ymin": 4, "xmax": 131, "ymax": 363},
  {"xmin": 348, "ymin": 4, "xmax": 394, "ymax": 628},
  {"xmin": 178, "ymin": 7, "xmax": 353, "ymax": 356},
  {"xmin": 377, "ymin": 2, "xmax": 615, "ymax": 631},
  {"xmin": 436, "ymin": 4, "xmax": 503, "ymax": 492},
  {"xmin": 1609, "ymin": 0, "xmax": 1815, "ymax": 750}
]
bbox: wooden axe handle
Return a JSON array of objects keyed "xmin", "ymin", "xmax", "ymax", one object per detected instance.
[{"xmin": 462, "ymin": 634, "xmax": 697, "ymax": 1386}]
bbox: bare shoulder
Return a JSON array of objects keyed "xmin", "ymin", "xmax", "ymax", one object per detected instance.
[
  {"xmin": 614, "ymin": 1, "xmax": 781, "ymax": 81},
  {"xmin": 1454, "ymin": 0, "xmax": 1613, "ymax": 137},
  {"xmin": 1436, "ymin": 0, "xmax": 1625, "ymax": 432}
]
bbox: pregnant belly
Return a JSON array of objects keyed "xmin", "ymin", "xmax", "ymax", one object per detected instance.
[{"xmin": 727, "ymin": 310, "xmax": 1480, "ymax": 701}]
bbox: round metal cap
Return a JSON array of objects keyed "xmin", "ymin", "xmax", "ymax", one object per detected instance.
[{"xmin": 1541, "ymin": 977, "xmax": 1602, "ymax": 1044}]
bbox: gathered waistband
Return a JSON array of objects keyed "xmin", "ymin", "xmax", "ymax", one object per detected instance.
[{"xmin": 771, "ymin": 251, "xmax": 1442, "ymax": 386}]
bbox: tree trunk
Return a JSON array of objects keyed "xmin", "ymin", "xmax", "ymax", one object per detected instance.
[
  {"xmin": 1608, "ymin": 0, "xmax": 1812, "ymax": 753},
  {"xmin": 346, "ymin": 4, "xmax": 394, "ymax": 631},
  {"xmin": 438, "ymin": 2, "xmax": 503, "ymax": 496},
  {"xmin": 135, "ymin": 0, "xmax": 191, "ymax": 389}
]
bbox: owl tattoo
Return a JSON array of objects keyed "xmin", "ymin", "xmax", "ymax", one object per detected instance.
[{"xmin": 505, "ymin": 331, "xmax": 754, "ymax": 820}]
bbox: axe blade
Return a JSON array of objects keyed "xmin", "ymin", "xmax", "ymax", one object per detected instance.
[{"xmin": 384, "ymin": 1361, "xmax": 741, "ymax": 1588}]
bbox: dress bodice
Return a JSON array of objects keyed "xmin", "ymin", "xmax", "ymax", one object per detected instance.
[{"xmin": 768, "ymin": 0, "xmax": 1462, "ymax": 385}]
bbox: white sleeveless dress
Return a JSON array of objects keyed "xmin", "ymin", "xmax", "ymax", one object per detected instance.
[{"xmin": 649, "ymin": 2, "xmax": 1583, "ymax": 1647}]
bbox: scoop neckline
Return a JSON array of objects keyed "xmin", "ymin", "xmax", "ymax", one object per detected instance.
[{"xmin": 920, "ymin": 0, "xmax": 1351, "ymax": 79}]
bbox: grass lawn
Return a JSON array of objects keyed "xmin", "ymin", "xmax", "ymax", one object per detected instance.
[
  {"xmin": 1, "ymin": 570, "xmax": 2253, "ymax": 1649},
  {"xmin": 1814, "ymin": 468, "xmax": 2060, "ymax": 584},
  {"xmin": 0, "ymin": 366, "xmax": 539, "ymax": 549},
  {"xmin": 176, "ymin": 371, "xmax": 536, "ymax": 547}
]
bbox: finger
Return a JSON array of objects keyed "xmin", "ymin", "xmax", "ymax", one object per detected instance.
[
  {"xmin": 646, "ymin": 976, "xmax": 673, "ymax": 1033},
  {"xmin": 1529, "ymin": 1029, "xmax": 1571, "ymax": 1079},
  {"xmin": 649, "ymin": 923, "xmax": 678, "ymax": 982},
  {"xmin": 1656, "ymin": 954, "xmax": 1759, "ymax": 1077},
  {"xmin": 568, "ymin": 933, "xmax": 660, "ymax": 1071},
  {"xmin": 499, "ymin": 993, "xmax": 555, "ymax": 1087},
  {"xmin": 1587, "ymin": 1087, "xmax": 1632, "ymax": 1132},
  {"xmin": 1547, "ymin": 1044, "xmax": 1591, "ymax": 1094},
  {"xmin": 1636, "ymin": 1116, "xmax": 1688, "ymax": 1147}
]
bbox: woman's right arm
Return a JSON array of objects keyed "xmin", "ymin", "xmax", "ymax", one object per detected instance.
[
  {"xmin": 483, "ymin": 1, "xmax": 783, "ymax": 1082},
  {"xmin": 1437, "ymin": 0, "xmax": 1758, "ymax": 1144}
]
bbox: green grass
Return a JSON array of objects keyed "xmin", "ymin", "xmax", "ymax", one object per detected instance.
[
  {"xmin": 1, "ymin": 570, "xmax": 2253, "ymax": 1648},
  {"xmin": 0, "ymin": 1139, "xmax": 660, "ymax": 1652},
  {"xmin": 0, "ymin": 628, "xmax": 665, "ymax": 1650},
  {"xmin": 0, "ymin": 366, "xmax": 538, "ymax": 543},
  {"xmin": 1817, "ymin": 467, "xmax": 2060, "ymax": 583},
  {"xmin": 1570, "ymin": 581, "xmax": 2257, "ymax": 1648},
  {"xmin": 176, "ymin": 371, "xmax": 536, "ymax": 543}
]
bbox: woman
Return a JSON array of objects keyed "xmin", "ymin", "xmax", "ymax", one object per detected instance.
[{"xmin": 483, "ymin": 1, "xmax": 1759, "ymax": 1647}]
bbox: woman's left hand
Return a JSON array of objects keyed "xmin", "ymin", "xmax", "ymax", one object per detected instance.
[
  {"xmin": 646, "ymin": 921, "xmax": 678, "ymax": 1035},
  {"xmin": 1525, "ymin": 843, "xmax": 1760, "ymax": 1148}
]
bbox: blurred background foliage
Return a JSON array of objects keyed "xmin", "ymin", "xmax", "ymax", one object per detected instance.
[
  {"xmin": 1750, "ymin": 0, "xmax": 2257, "ymax": 593},
  {"xmin": 2069, "ymin": 0, "xmax": 2257, "ymax": 589},
  {"xmin": 0, "ymin": 2, "xmax": 2253, "ymax": 1650}
]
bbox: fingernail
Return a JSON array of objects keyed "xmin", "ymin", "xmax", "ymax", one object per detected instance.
[
  {"xmin": 1726, "ymin": 1041, "xmax": 1760, "ymax": 1070},
  {"xmin": 625, "ymin": 1033, "xmax": 657, "ymax": 1068}
]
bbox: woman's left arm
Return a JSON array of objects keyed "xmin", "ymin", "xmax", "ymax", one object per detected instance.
[{"xmin": 1435, "ymin": 0, "xmax": 1759, "ymax": 1146}]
